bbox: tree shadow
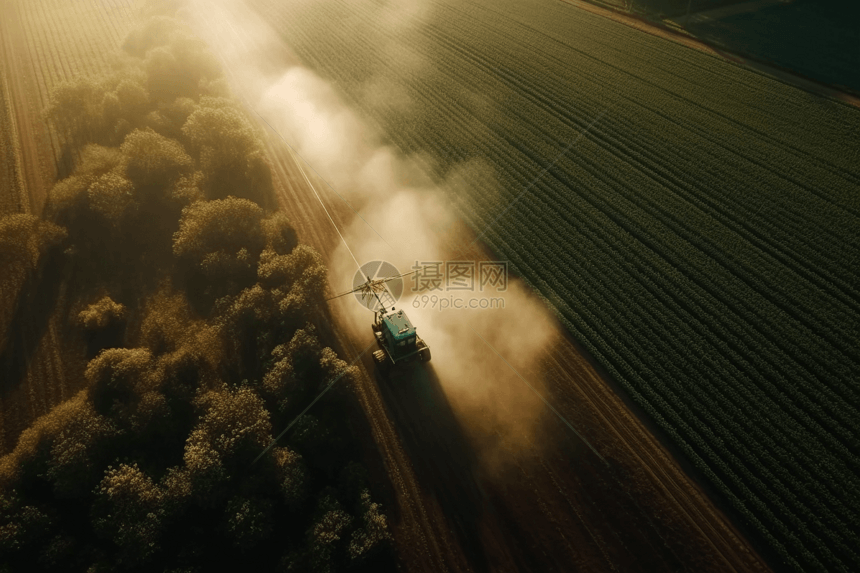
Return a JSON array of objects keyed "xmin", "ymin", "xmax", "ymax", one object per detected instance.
[
  {"xmin": 56, "ymin": 142, "xmax": 76, "ymax": 182},
  {"xmin": 0, "ymin": 248, "xmax": 66, "ymax": 402},
  {"xmin": 82, "ymin": 322, "xmax": 127, "ymax": 360},
  {"xmin": 374, "ymin": 361, "xmax": 491, "ymax": 573}
]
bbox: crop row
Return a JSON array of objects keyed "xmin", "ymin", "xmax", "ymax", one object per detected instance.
[{"xmin": 14, "ymin": 0, "xmax": 138, "ymax": 170}]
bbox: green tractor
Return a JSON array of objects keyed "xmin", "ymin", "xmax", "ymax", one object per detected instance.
[
  {"xmin": 371, "ymin": 307, "xmax": 431, "ymax": 371},
  {"xmin": 326, "ymin": 263, "xmax": 431, "ymax": 373}
]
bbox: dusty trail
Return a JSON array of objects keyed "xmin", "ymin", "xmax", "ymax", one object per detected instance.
[{"xmin": 186, "ymin": 1, "xmax": 771, "ymax": 572}]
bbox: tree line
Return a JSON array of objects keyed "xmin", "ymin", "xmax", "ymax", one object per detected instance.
[{"xmin": 0, "ymin": 7, "xmax": 393, "ymax": 573}]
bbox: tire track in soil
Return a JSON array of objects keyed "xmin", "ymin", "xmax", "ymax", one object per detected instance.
[
  {"xmin": 542, "ymin": 340, "xmax": 768, "ymax": 572},
  {"xmin": 265, "ymin": 139, "xmax": 473, "ymax": 573}
]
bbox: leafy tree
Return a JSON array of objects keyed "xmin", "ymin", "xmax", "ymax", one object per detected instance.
[
  {"xmin": 44, "ymin": 78, "xmax": 103, "ymax": 145},
  {"xmin": 181, "ymin": 436, "xmax": 227, "ymax": 509},
  {"xmin": 181, "ymin": 99, "xmax": 271, "ymax": 205},
  {"xmin": 0, "ymin": 9, "xmax": 395, "ymax": 573},
  {"xmin": 120, "ymin": 15, "xmax": 223, "ymax": 103},
  {"xmin": 288, "ymin": 415, "xmax": 331, "ymax": 458},
  {"xmin": 165, "ymin": 34, "xmax": 221, "ymax": 94},
  {"xmin": 272, "ymin": 447, "xmax": 308, "ymax": 510},
  {"xmin": 114, "ymin": 78, "xmax": 151, "ymax": 124},
  {"xmin": 86, "ymin": 171, "xmax": 137, "ymax": 228},
  {"xmin": 75, "ymin": 144, "xmax": 125, "ymax": 178},
  {"xmin": 348, "ymin": 489, "xmax": 393, "ymax": 565},
  {"xmin": 262, "ymin": 326, "xmax": 355, "ymax": 415},
  {"xmin": 128, "ymin": 389, "xmax": 171, "ymax": 444},
  {"xmin": 43, "ymin": 145, "xmax": 124, "ymax": 227},
  {"xmin": 0, "ymin": 391, "xmax": 85, "ymax": 488},
  {"xmin": 164, "ymin": 97, "xmax": 197, "ymax": 130},
  {"xmin": 173, "ymin": 197, "xmax": 266, "ymax": 266},
  {"xmin": 0, "ymin": 214, "xmax": 67, "ymax": 336},
  {"xmin": 271, "ymin": 246, "xmax": 328, "ymax": 322},
  {"xmin": 214, "ymin": 283, "xmax": 275, "ymax": 377},
  {"xmin": 184, "ymin": 386, "xmax": 272, "ymax": 504},
  {"xmin": 0, "ymin": 214, "xmax": 67, "ymax": 274},
  {"xmin": 143, "ymin": 46, "xmax": 185, "ymax": 102},
  {"xmin": 139, "ymin": 285, "xmax": 197, "ymax": 354},
  {"xmin": 222, "ymin": 495, "xmax": 274, "ymax": 551},
  {"xmin": 78, "ymin": 297, "xmax": 126, "ymax": 332},
  {"xmin": 256, "ymin": 244, "xmax": 328, "ymax": 337},
  {"xmin": 168, "ymin": 170, "xmax": 205, "ymax": 206},
  {"xmin": 263, "ymin": 327, "xmax": 319, "ymax": 399},
  {"xmin": 78, "ymin": 296, "xmax": 127, "ymax": 356},
  {"xmin": 144, "ymin": 109, "xmax": 173, "ymax": 137},
  {"xmin": 45, "ymin": 398, "xmax": 120, "ymax": 499},
  {"xmin": 85, "ymin": 347, "xmax": 154, "ymax": 418},
  {"xmin": 173, "ymin": 197, "xmax": 267, "ymax": 304},
  {"xmin": 181, "ymin": 100, "xmax": 256, "ymax": 158},
  {"xmin": 43, "ymin": 168, "xmax": 136, "ymax": 261},
  {"xmin": 262, "ymin": 211, "xmax": 299, "ymax": 256},
  {"xmin": 258, "ymin": 245, "xmax": 321, "ymax": 291},
  {"xmin": 44, "ymin": 175, "xmax": 92, "ymax": 226},
  {"xmin": 0, "ymin": 490, "xmax": 52, "ymax": 556},
  {"xmin": 158, "ymin": 465, "xmax": 192, "ymax": 521},
  {"xmin": 306, "ymin": 492, "xmax": 353, "ymax": 573},
  {"xmin": 155, "ymin": 347, "xmax": 206, "ymax": 407},
  {"xmin": 120, "ymin": 128, "xmax": 192, "ymax": 195},
  {"xmin": 91, "ymin": 463, "xmax": 165, "ymax": 564}
]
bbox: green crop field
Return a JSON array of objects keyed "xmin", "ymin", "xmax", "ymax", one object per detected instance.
[
  {"xmin": 683, "ymin": 0, "xmax": 860, "ymax": 93},
  {"xmin": 249, "ymin": 0, "xmax": 860, "ymax": 570}
]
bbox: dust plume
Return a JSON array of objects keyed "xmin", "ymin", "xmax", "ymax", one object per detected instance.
[{"xmin": 181, "ymin": 0, "xmax": 564, "ymax": 466}]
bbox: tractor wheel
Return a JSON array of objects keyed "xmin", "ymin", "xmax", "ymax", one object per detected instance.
[
  {"xmin": 417, "ymin": 340, "xmax": 431, "ymax": 362},
  {"xmin": 372, "ymin": 350, "xmax": 389, "ymax": 371}
]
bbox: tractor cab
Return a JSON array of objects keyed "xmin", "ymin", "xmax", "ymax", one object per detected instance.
[{"xmin": 372, "ymin": 308, "xmax": 430, "ymax": 369}]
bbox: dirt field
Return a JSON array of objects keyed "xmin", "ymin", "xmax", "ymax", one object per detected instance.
[{"xmin": 1, "ymin": 1, "xmax": 773, "ymax": 571}]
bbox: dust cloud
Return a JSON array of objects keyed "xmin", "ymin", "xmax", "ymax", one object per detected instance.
[{"xmin": 181, "ymin": 0, "xmax": 563, "ymax": 466}]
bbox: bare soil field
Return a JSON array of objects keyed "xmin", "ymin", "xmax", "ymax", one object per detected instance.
[{"xmin": 0, "ymin": 48, "xmax": 26, "ymax": 216}]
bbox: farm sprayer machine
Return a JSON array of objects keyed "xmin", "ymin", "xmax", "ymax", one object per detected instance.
[{"xmin": 327, "ymin": 270, "xmax": 431, "ymax": 373}]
